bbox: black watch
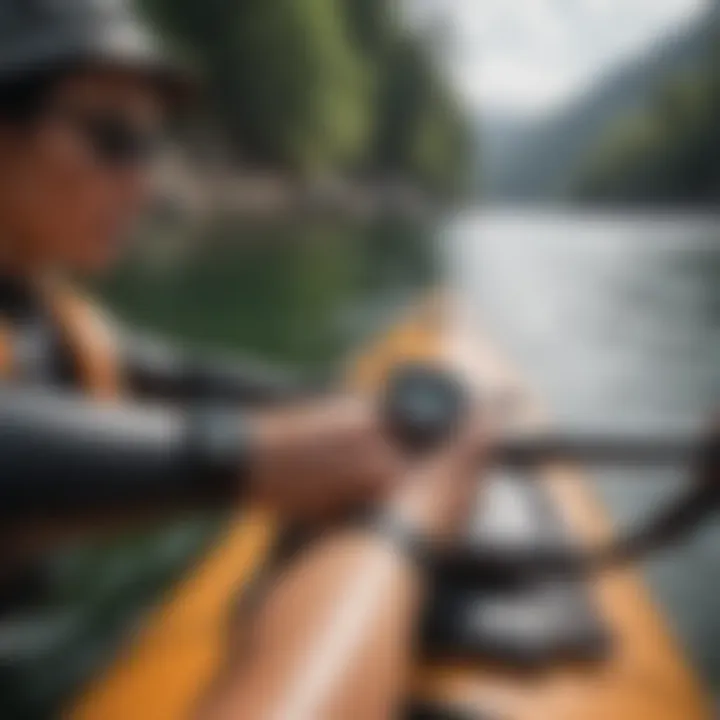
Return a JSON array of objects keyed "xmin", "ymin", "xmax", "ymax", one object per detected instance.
[{"xmin": 364, "ymin": 511, "xmax": 434, "ymax": 573}]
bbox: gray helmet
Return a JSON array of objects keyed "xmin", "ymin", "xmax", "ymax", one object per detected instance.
[{"xmin": 0, "ymin": 0, "xmax": 195, "ymax": 102}]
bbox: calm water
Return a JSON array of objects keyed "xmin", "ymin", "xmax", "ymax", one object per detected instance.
[
  {"xmin": 450, "ymin": 210, "xmax": 720, "ymax": 695},
  {"xmin": 2, "ymin": 211, "xmax": 719, "ymax": 716}
]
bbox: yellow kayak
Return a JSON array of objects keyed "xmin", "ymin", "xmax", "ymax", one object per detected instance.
[{"xmin": 71, "ymin": 296, "xmax": 711, "ymax": 720}]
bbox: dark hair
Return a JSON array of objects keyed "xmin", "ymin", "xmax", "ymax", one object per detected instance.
[{"xmin": 0, "ymin": 66, "xmax": 77, "ymax": 125}]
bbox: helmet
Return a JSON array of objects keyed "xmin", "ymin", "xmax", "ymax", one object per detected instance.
[{"xmin": 0, "ymin": 0, "xmax": 195, "ymax": 104}]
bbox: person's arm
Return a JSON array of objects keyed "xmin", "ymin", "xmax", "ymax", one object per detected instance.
[
  {"xmin": 200, "ymin": 424, "xmax": 486, "ymax": 720},
  {"xmin": 0, "ymin": 385, "xmax": 402, "ymax": 551},
  {"xmin": 0, "ymin": 382, "xmax": 245, "ymax": 556}
]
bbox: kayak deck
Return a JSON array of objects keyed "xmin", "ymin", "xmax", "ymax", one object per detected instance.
[
  {"xmin": 422, "ymin": 469, "xmax": 608, "ymax": 665},
  {"xmin": 71, "ymin": 298, "xmax": 711, "ymax": 720}
]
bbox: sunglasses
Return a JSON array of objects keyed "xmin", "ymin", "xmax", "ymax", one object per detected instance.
[{"xmin": 50, "ymin": 107, "xmax": 164, "ymax": 168}]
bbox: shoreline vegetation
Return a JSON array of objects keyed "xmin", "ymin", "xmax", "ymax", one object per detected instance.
[
  {"xmin": 482, "ymin": 3, "xmax": 718, "ymax": 208},
  {"xmin": 140, "ymin": 0, "xmax": 474, "ymax": 221},
  {"xmin": 572, "ymin": 10, "xmax": 719, "ymax": 204},
  {"xmin": 152, "ymin": 152, "xmax": 449, "ymax": 224}
]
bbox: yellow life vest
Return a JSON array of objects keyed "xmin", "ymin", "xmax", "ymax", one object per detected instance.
[{"xmin": 0, "ymin": 285, "xmax": 122, "ymax": 399}]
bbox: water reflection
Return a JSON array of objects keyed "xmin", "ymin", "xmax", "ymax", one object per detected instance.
[{"xmin": 103, "ymin": 219, "xmax": 440, "ymax": 372}]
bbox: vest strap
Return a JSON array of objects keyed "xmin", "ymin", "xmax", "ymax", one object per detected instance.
[
  {"xmin": 49, "ymin": 287, "xmax": 122, "ymax": 400},
  {"xmin": 0, "ymin": 286, "xmax": 121, "ymax": 399},
  {"xmin": 0, "ymin": 320, "xmax": 12, "ymax": 379}
]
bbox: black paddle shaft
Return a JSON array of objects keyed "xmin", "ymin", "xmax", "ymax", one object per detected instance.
[
  {"xmin": 495, "ymin": 426, "xmax": 719, "ymax": 468},
  {"xmin": 383, "ymin": 364, "xmax": 717, "ymax": 466}
]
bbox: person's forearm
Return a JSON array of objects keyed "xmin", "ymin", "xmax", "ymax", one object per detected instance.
[
  {"xmin": 201, "ymin": 429, "xmax": 485, "ymax": 720},
  {"xmin": 0, "ymin": 385, "xmax": 245, "ymax": 521},
  {"xmin": 0, "ymin": 387, "xmax": 408, "ymax": 556},
  {"xmin": 201, "ymin": 530, "xmax": 423, "ymax": 720}
]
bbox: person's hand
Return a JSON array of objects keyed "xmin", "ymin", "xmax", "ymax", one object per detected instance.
[
  {"xmin": 247, "ymin": 397, "xmax": 405, "ymax": 521},
  {"xmin": 384, "ymin": 409, "xmax": 491, "ymax": 543}
]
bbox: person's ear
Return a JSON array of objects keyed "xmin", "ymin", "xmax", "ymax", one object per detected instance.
[
  {"xmin": 0, "ymin": 121, "xmax": 18, "ymax": 147},
  {"xmin": 0, "ymin": 125, "xmax": 12, "ymax": 164},
  {"xmin": 0, "ymin": 122, "xmax": 28, "ymax": 161},
  {"xmin": 0, "ymin": 125, "xmax": 25, "ymax": 187}
]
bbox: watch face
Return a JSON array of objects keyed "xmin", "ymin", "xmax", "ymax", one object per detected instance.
[
  {"xmin": 403, "ymin": 377, "xmax": 455, "ymax": 423},
  {"xmin": 385, "ymin": 365, "xmax": 467, "ymax": 451}
]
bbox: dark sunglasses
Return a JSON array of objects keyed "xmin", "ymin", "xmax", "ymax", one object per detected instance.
[{"xmin": 51, "ymin": 108, "xmax": 164, "ymax": 168}]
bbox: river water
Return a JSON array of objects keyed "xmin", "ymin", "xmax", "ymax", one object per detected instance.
[
  {"xmin": 2, "ymin": 210, "xmax": 719, "ymax": 716},
  {"xmin": 449, "ymin": 210, "xmax": 720, "ymax": 695}
]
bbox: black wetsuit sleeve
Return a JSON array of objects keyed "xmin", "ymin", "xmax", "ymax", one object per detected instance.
[
  {"xmin": 122, "ymin": 331, "xmax": 307, "ymax": 406},
  {"xmin": 0, "ymin": 384, "xmax": 246, "ymax": 519}
]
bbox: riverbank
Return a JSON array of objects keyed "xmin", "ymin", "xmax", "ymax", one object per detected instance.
[{"xmin": 152, "ymin": 153, "xmax": 450, "ymax": 225}]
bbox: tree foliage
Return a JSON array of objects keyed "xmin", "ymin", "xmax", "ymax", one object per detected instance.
[
  {"xmin": 137, "ymin": 0, "xmax": 471, "ymax": 192},
  {"xmin": 574, "ymin": 33, "xmax": 720, "ymax": 204}
]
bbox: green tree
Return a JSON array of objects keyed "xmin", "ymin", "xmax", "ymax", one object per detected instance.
[
  {"xmin": 138, "ymin": 0, "xmax": 472, "ymax": 192},
  {"xmin": 574, "ymin": 23, "xmax": 720, "ymax": 204}
]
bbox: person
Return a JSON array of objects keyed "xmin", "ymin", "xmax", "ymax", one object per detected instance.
[
  {"xmin": 0, "ymin": 0, "xmax": 406, "ymax": 553},
  {"xmin": 0, "ymin": 3, "xmax": 492, "ymax": 718}
]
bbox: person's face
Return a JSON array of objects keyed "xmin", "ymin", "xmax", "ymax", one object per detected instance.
[{"xmin": 0, "ymin": 69, "xmax": 166, "ymax": 274}]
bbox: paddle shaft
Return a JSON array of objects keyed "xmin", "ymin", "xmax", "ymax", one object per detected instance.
[
  {"xmin": 494, "ymin": 427, "xmax": 715, "ymax": 468},
  {"xmin": 382, "ymin": 365, "xmax": 716, "ymax": 467}
]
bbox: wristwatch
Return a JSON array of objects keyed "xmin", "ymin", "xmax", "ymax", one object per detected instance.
[{"xmin": 364, "ymin": 510, "xmax": 435, "ymax": 573}]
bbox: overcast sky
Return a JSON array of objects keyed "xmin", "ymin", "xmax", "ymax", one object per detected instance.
[{"xmin": 409, "ymin": 0, "xmax": 711, "ymax": 118}]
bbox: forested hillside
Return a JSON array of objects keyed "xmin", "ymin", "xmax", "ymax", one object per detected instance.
[
  {"xmin": 137, "ymin": 0, "xmax": 472, "ymax": 196},
  {"xmin": 574, "ymin": 15, "xmax": 719, "ymax": 204},
  {"xmin": 484, "ymin": 3, "xmax": 718, "ymax": 204}
]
